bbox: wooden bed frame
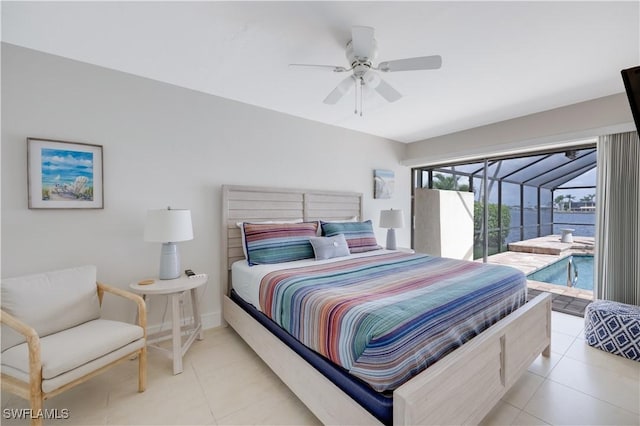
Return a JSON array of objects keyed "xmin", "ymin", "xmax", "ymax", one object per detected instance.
[{"xmin": 221, "ymin": 184, "xmax": 551, "ymax": 425}]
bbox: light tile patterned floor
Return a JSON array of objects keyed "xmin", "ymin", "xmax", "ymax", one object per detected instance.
[{"xmin": 2, "ymin": 311, "xmax": 639, "ymax": 425}]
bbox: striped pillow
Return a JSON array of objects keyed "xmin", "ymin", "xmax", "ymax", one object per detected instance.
[
  {"xmin": 236, "ymin": 219, "xmax": 303, "ymax": 259},
  {"xmin": 243, "ymin": 222, "xmax": 318, "ymax": 266},
  {"xmin": 321, "ymin": 220, "xmax": 381, "ymax": 253}
]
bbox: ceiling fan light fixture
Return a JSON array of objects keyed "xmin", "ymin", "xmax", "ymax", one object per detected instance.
[
  {"xmin": 363, "ymin": 70, "xmax": 381, "ymax": 88},
  {"xmin": 290, "ymin": 25, "xmax": 442, "ymax": 113}
]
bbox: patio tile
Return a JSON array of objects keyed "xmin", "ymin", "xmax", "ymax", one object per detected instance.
[{"xmin": 486, "ymin": 242, "xmax": 594, "ymax": 317}]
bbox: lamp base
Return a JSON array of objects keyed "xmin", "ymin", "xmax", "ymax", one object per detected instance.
[
  {"xmin": 386, "ymin": 228, "xmax": 397, "ymax": 250},
  {"xmin": 159, "ymin": 242, "xmax": 181, "ymax": 280}
]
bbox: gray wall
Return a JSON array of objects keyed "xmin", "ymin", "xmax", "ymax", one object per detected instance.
[{"xmin": 1, "ymin": 44, "xmax": 410, "ymax": 328}]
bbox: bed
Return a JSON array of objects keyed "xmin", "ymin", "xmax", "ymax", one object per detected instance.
[{"xmin": 221, "ymin": 185, "xmax": 551, "ymax": 425}]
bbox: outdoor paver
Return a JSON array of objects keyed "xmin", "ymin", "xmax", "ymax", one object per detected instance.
[
  {"xmin": 507, "ymin": 235, "xmax": 594, "ymax": 255},
  {"xmin": 486, "ymin": 235, "xmax": 595, "ymax": 317}
]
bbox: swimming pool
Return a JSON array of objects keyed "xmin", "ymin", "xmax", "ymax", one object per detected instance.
[{"xmin": 527, "ymin": 254, "xmax": 594, "ymax": 291}]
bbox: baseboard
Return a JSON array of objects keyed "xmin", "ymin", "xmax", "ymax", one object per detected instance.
[
  {"xmin": 145, "ymin": 310, "xmax": 223, "ymax": 336},
  {"xmin": 201, "ymin": 310, "xmax": 223, "ymax": 330}
]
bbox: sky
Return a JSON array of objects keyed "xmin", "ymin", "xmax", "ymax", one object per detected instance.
[{"xmin": 41, "ymin": 148, "xmax": 94, "ymax": 187}]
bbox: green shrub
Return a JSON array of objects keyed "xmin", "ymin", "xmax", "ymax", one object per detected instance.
[{"xmin": 474, "ymin": 202, "xmax": 511, "ymax": 249}]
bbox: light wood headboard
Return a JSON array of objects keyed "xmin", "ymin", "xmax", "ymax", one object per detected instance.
[{"xmin": 221, "ymin": 185, "xmax": 363, "ymax": 294}]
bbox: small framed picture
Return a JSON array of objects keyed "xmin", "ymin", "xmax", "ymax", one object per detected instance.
[
  {"xmin": 27, "ymin": 138, "xmax": 104, "ymax": 209},
  {"xmin": 374, "ymin": 169, "xmax": 394, "ymax": 199}
]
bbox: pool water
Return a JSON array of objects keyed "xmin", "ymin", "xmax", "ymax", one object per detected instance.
[{"xmin": 527, "ymin": 254, "xmax": 594, "ymax": 291}]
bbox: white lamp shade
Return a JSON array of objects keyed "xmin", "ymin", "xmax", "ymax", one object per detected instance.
[
  {"xmin": 144, "ymin": 209, "xmax": 193, "ymax": 243},
  {"xmin": 379, "ymin": 209, "xmax": 405, "ymax": 229}
]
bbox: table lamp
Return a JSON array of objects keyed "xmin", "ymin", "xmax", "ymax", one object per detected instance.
[
  {"xmin": 144, "ymin": 207, "xmax": 193, "ymax": 280},
  {"xmin": 379, "ymin": 209, "xmax": 404, "ymax": 250}
]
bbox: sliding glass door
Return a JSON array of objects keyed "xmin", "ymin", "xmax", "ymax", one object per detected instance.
[{"xmin": 412, "ymin": 144, "xmax": 597, "ymax": 261}]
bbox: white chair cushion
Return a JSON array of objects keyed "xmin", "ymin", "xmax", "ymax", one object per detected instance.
[
  {"xmin": 1, "ymin": 266, "xmax": 101, "ymax": 351},
  {"xmin": 1, "ymin": 319, "xmax": 144, "ymax": 380},
  {"xmin": 2, "ymin": 339, "xmax": 144, "ymax": 394}
]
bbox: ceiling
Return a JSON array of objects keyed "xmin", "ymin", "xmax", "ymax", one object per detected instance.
[{"xmin": 2, "ymin": 1, "xmax": 639, "ymax": 143}]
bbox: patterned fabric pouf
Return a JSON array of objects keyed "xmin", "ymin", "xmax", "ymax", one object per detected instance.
[{"xmin": 584, "ymin": 300, "xmax": 640, "ymax": 361}]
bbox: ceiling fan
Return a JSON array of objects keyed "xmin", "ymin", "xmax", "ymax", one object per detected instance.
[{"xmin": 290, "ymin": 26, "xmax": 442, "ymax": 115}]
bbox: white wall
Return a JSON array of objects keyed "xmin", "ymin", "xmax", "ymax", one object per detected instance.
[
  {"xmin": 1, "ymin": 44, "xmax": 411, "ymax": 328},
  {"xmin": 404, "ymin": 93, "xmax": 636, "ymax": 166},
  {"xmin": 414, "ymin": 189, "xmax": 474, "ymax": 261}
]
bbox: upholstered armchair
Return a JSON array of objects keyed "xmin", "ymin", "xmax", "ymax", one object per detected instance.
[{"xmin": 1, "ymin": 266, "xmax": 147, "ymax": 426}]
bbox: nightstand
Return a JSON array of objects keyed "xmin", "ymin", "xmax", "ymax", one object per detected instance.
[{"xmin": 129, "ymin": 274, "xmax": 207, "ymax": 375}]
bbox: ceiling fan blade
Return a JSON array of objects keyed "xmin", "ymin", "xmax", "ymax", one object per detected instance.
[
  {"xmin": 289, "ymin": 64, "xmax": 348, "ymax": 72},
  {"xmin": 378, "ymin": 55, "xmax": 442, "ymax": 72},
  {"xmin": 362, "ymin": 71, "xmax": 401, "ymax": 103},
  {"xmin": 323, "ymin": 76, "xmax": 355, "ymax": 104},
  {"xmin": 375, "ymin": 78, "xmax": 402, "ymax": 103},
  {"xmin": 351, "ymin": 26, "xmax": 375, "ymax": 60}
]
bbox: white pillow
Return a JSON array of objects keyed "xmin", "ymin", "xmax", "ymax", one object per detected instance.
[
  {"xmin": 308, "ymin": 234, "xmax": 350, "ymax": 260},
  {"xmin": 236, "ymin": 219, "xmax": 303, "ymax": 259}
]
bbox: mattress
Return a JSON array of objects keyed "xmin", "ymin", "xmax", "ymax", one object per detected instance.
[{"xmin": 233, "ymin": 251, "xmax": 527, "ymax": 393}]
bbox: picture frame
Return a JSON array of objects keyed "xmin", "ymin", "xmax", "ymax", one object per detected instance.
[
  {"xmin": 27, "ymin": 138, "xmax": 104, "ymax": 209},
  {"xmin": 374, "ymin": 169, "xmax": 394, "ymax": 199}
]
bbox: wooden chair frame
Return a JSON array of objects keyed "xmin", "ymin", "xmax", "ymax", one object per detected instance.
[{"xmin": 1, "ymin": 282, "xmax": 147, "ymax": 426}]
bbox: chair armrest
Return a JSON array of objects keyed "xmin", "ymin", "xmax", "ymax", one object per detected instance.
[
  {"xmin": 97, "ymin": 283, "xmax": 147, "ymax": 335},
  {"xmin": 1, "ymin": 309, "xmax": 38, "ymax": 340},
  {"xmin": 1, "ymin": 309, "xmax": 42, "ymax": 388}
]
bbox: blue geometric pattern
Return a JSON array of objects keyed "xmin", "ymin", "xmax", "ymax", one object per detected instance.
[{"xmin": 584, "ymin": 300, "xmax": 640, "ymax": 361}]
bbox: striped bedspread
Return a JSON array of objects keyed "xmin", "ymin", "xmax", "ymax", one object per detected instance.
[{"xmin": 259, "ymin": 252, "xmax": 527, "ymax": 392}]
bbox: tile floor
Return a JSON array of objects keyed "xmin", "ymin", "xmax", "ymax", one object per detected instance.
[{"xmin": 2, "ymin": 311, "xmax": 639, "ymax": 425}]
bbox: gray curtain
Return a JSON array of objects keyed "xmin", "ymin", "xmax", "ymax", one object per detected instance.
[{"xmin": 595, "ymin": 131, "xmax": 640, "ymax": 305}]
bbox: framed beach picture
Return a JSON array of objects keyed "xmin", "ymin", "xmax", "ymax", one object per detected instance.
[
  {"xmin": 374, "ymin": 169, "xmax": 394, "ymax": 199},
  {"xmin": 27, "ymin": 138, "xmax": 104, "ymax": 209}
]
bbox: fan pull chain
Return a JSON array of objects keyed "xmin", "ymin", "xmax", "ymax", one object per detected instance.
[
  {"xmin": 360, "ymin": 78, "xmax": 364, "ymax": 117},
  {"xmin": 354, "ymin": 77, "xmax": 365, "ymax": 116},
  {"xmin": 354, "ymin": 79, "xmax": 358, "ymax": 115}
]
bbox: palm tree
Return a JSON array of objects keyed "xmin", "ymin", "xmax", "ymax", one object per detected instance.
[
  {"xmin": 579, "ymin": 195, "xmax": 590, "ymax": 209},
  {"xmin": 554, "ymin": 195, "xmax": 565, "ymax": 211},
  {"xmin": 433, "ymin": 174, "xmax": 469, "ymax": 191},
  {"xmin": 433, "ymin": 174, "xmax": 456, "ymax": 189},
  {"xmin": 565, "ymin": 194, "xmax": 575, "ymax": 211},
  {"xmin": 579, "ymin": 194, "xmax": 596, "ymax": 210}
]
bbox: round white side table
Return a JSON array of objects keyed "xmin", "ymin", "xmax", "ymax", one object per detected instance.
[
  {"xmin": 129, "ymin": 274, "xmax": 207, "ymax": 375},
  {"xmin": 560, "ymin": 228, "xmax": 575, "ymax": 243}
]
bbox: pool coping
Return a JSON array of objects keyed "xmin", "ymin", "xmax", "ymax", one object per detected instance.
[{"xmin": 482, "ymin": 235, "xmax": 594, "ymax": 301}]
